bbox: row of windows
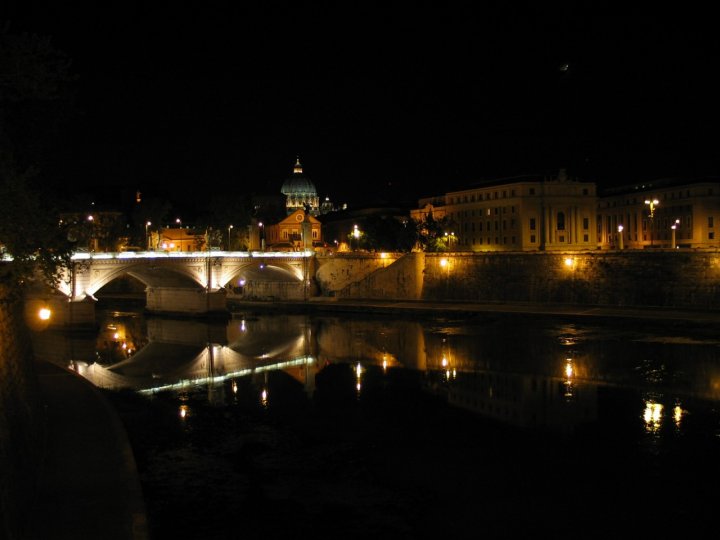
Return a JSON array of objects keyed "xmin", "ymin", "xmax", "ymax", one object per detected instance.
[
  {"xmin": 603, "ymin": 189, "xmax": 714, "ymax": 208},
  {"xmin": 450, "ymin": 206, "xmax": 515, "ymax": 219},
  {"xmin": 448, "ymin": 186, "xmax": 591, "ymax": 205},
  {"xmin": 449, "ymin": 190, "xmax": 518, "ymax": 204},
  {"xmin": 461, "ymin": 232, "xmax": 591, "ymax": 246},
  {"xmin": 280, "ymin": 229, "xmax": 319, "ymax": 239}
]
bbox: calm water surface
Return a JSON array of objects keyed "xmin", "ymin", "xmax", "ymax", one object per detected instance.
[{"xmin": 32, "ymin": 306, "xmax": 720, "ymax": 538}]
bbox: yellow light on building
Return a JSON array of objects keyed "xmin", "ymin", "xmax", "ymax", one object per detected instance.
[
  {"xmin": 38, "ymin": 308, "xmax": 52, "ymax": 321},
  {"xmin": 440, "ymin": 258, "xmax": 448, "ymax": 268},
  {"xmin": 564, "ymin": 257, "xmax": 574, "ymax": 268}
]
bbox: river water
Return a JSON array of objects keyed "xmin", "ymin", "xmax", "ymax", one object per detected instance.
[{"xmin": 32, "ymin": 305, "xmax": 720, "ymax": 539}]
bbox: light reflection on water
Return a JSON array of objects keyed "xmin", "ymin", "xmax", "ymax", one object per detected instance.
[
  {"xmin": 30, "ymin": 307, "xmax": 720, "ymax": 536},
  {"xmin": 31, "ymin": 308, "xmax": 720, "ymax": 433}
]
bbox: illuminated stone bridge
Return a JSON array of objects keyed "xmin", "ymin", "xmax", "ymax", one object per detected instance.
[{"xmin": 38, "ymin": 251, "xmax": 316, "ymax": 326}]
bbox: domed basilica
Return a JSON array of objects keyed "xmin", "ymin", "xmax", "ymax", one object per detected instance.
[{"xmin": 280, "ymin": 157, "xmax": 319, "ymax": 215}]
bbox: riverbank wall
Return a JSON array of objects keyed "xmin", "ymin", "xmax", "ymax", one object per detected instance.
[
  {"xmin": 315, "ymin": 251, "xmax": 720, "ymax": 309},
  {"xmin": 0, "ymin": 286, "xmax": 43, "ymax": 539}
]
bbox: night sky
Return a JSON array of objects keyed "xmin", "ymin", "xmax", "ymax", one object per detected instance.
[{"xmin": 3, "ymin": 4, "xmax": 718, "ymax": 215}]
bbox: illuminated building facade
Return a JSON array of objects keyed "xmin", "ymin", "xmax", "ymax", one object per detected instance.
[
  {"xmin": 154, "ymin": 227, "xmax": 206, "ymax": 252},
  {"xmin": 411, "ymin": 169, "xmax": 598, "ymax": 252},
  {"xmin": 597, "ymin": 178, "xmax": 720, "ymax": 249},
  {"xmin": 264, "ymin": 209, "xmax": 322, "ymax": 251}
]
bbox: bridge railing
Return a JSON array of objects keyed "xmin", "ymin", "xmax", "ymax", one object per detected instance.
[{"xmin": 69, "ymin": 250, "xmax": 315, "ymax": 261}]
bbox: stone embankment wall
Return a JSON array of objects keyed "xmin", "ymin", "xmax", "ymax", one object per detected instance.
[
  {"xmin": 315, "ymin": 253, "xmax": 423, "ymax": 299},
  {"xmin": 318, "ymin": 251, "xmax": 720, "ymax": 309}
]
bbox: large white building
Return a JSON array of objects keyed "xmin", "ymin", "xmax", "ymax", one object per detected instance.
[
  {"xmin": 597, "ymin": 177, "xmax": 720, "ymax": 249},
  {"xmin": 412, "ymin": 171, "xmax": 720, "ymax": 251},
  {"xmin": 412, "ymin": 169, "xmax": 598, "ymax": 251}
]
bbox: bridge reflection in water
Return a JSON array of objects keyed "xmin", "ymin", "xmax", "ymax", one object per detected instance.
[
  {"xmin": 30, "ymin": 307, "xmax": 720, "ymax": 435},
  {"xmin": 29, "ymin": 307, "xmax": 720, "ymax": 537}
]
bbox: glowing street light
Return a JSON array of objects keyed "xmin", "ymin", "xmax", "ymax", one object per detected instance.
[
  {"xmin": 227, "ymin": 224, "xmax": 233, "ymax": 250},
  {"xmin": 645, "ymin": 199, "xmax": 659, "ymax": 247},
  {"xmin": 671, "ymin": 219, "xmax": 680, "ymax": 249},
  {"xmin": 258, "ymin": 222, "xmax": 265, "ymax": 251},
  {"xmin": 617, "ymin": 224, "xmax": 624, "ymax": 250},
  {"xmin": 145, "ymin": 221, "xmax": 152, "ymax": 250},
  {"xmin": 352, "ymin": 224, "xmax": 361, "ymax": 251}
]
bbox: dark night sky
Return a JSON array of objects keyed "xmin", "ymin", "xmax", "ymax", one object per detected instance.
[{"xmin": 3, "ymin": 3, "xmax": 719, "ymax": 215}]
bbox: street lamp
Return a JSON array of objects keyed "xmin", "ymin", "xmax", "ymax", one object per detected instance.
[
  {"xmin": 258, "ymin": 222, "xmax": 264, "ymax": 251},
  {"xmin": 617, "ymin": 225, "xmax": 624, "ymax": 250},
  {"xmin": 145, "ymin": 221, "xmax": 152, "ymax": 250},
  {"xmin": 645, "ymin": 199, "xmax": 659, "ymax": 247},
  {"xmin": 671, "ymin": 219, "xmax": 680, "ymax": 249},
  {"xmin": 352, "ymin": 224, "xmax": 360, "ymax": 251},
  {"xmin": 227, "ymin": 224, "xmax": 233, "ymax": 251}
]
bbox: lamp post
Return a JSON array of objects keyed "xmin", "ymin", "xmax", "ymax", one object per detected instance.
[
  {"xmin": 227, "ymin": 224, "xmax": 233, "ymax": 251},
  {"xmin": 617, "ymin": 225, "xmax": 624, "ymax": 250},
  {"xmin": 352, "ymin": 224, "xmax": 360, "ymax": 251},
  {"xmin": 671, "ymin": 219, "xmax": 680, "ymax": 249},
  {"xmin": 145, "ymin": 221, "xmax": 152, "ymax": 251},
  {"xmin": 645, "ymin": 199, "xmax": 659, "ymax": 247},
  {"xmin": 258, "ymin": 222, "xmax": 264, "ymax": 251},
  {"xmin": 87, "ymin": 215, "xmax": 96, "ymax": 252}
]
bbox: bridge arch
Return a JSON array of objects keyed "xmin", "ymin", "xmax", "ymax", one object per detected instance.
[
  {"xmin": 86, "ymin": 262, "xmax": 206, "ymax": 297},
  {"xmin": 221, "ymin": 261, "xmax": 304, "ymax": 289}
]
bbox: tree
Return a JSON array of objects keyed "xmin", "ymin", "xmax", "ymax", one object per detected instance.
[
  {"xmin": 358, "ymin": 214, "xmax": 418, "ymax": 252},
  {"xmin": 0, "ymin": 26, "xmax": 77, "ymax": 538},
  {"xmin": 415, "ymin": 213, "xmax": 456, "ymax": 252},
  {"xmin": 195, "ymin": 193, "xmax": 253, "ymax": 250},
  {"xmin": 0, "ymin": 25, "xmax": 77, "ymax": 288}
]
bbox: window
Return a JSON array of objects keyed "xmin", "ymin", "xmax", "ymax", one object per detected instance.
[
  {"xmin": 583, "ymin": 234, "xmax": 589, "ymax": 242},
  {"xmin": 559, "ymin": 235, "xmax": 565, "ymax": 242},
  {"xmin": 583, "ymin": 217, "xmax": 589, "ymax": 229},
  {"xmin": 529, "ymin": 188, "xmax": 535, "ymax": 195},
  {"xmin": 530, "ymin": 218, "xmax": 536, "ymax": 230},
  {"xmin": 582, "ymin": 188, "xmax": 588, "ymax": 195},
  {"xmin": 312, "ymin": 230, "xmax": 318, "ymax": 239},
  {"xmin": 710, "ymin": 232, "xmax": 715, "ymax": 240},
  {"xmin": 709, "ymin": 217, "xmax": 714, "ymax": 228},
  {"xmin": 530, "ymin": 234, "xmax": 536, "ymax": 243},
  {"xmin": 557, "ymin": 212, "xmax": 566, "ymax": 230}
]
